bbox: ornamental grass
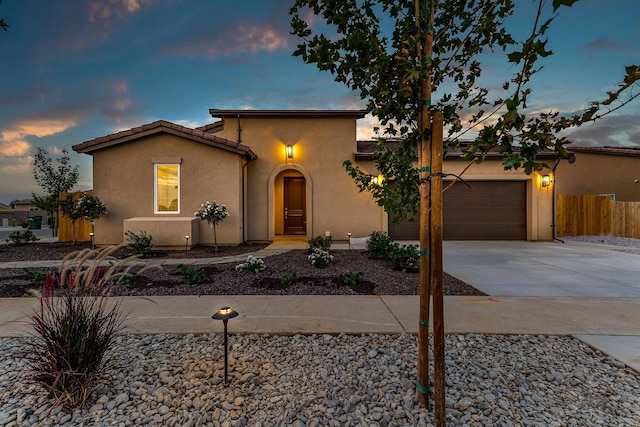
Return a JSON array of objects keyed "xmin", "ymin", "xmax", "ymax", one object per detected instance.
[{"xmin": 23, "ymin": 245, "xmax": 156, "ymax": 409}]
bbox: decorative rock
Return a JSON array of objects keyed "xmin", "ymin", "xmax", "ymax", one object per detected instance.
[{"xmin": 0, "ymin": 334, "xmax": 638, "ymax": 427}]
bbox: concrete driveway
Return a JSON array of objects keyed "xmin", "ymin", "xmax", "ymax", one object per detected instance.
[{"xmin": 444, "ymin": 240, "xmax": 640, "ymax": 297}]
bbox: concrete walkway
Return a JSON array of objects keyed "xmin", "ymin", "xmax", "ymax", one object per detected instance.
[{"xmin": 0, "ymin": 238, "xmax": 638, "ymax": 373}]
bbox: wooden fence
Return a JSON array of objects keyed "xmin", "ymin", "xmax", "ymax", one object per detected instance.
[
  {"xmin": 556, "ymin": 194, "xmax": 640, "ymax": 239},
  {"xmin": 58, "ymin": 192, "xmax": 94, "ymax": 243}
]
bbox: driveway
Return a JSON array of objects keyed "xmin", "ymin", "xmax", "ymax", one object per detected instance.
[{"xmin": 444, "ymin": 240, "xmax": 640, "ymax": 298}]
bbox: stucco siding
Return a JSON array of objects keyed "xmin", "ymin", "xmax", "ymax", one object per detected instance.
[
  {"xmin": 556, "ymin": 152, "xmax": 640, "ymax": 202},
  {"xmin": 215, "ymin": 116, "xmax": 385, "ymax": 241},
  {"xmin": 91, "ymin": 133, "xmax": 244, "ymax": 246}
]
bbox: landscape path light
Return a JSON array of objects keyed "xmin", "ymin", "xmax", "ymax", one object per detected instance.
[
  {"xmin": 185, "ymin": 235, "xmax": 190, "ymax": 255},
  {"xmin": 347, "ymin": 232, "xmax": 351, "ymax": 250},
  {"xmin": 212, "ymin": 306, "xmax": 239, "ymax": 386},
  {"xmin": 89, "ymin": 232, "xmax": 95, "ymax": 250}
]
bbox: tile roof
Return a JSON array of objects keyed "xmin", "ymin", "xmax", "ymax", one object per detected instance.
[
  {"xmin": 354, "ymin": 140, "xmax": 559, "ymax": 160},
  {"xmin": 568, "ymin": 146, "xmax": 640, "ymax": 157},
  {"xmin": 72, "ymin": 120, "xmax": 257, "ymax": 161}
]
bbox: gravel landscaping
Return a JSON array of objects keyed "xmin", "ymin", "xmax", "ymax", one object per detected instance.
[
  {"xmin": 1, "ymin": 333, "xmax": 638, "ymax": 426},
  {"xmin": 1, "ymin": 237, "xmax": 638, "ymax": 426}
]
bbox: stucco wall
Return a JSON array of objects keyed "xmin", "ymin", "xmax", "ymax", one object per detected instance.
[
  {"xmin": 213, "ymin": 116, "xmax": 385, "ymax": 241},
  {"xmin": 555, "ymin": 152, "xmax": 640, "ymax": 202},
  {"xmin": 91, "ymin": 134, "xmax": 244, "ymax": 246}
]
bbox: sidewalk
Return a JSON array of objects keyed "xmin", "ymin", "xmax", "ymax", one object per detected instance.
[{"xmin": 0, "ymin": 239, "xmax": 639, "ymax": 373}]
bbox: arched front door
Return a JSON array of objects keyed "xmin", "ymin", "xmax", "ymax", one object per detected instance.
[{"xmin": 283, "ymin": 177, "xmax": 306, "ymax": 234}]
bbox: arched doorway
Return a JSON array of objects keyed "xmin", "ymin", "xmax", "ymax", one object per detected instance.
[{"xmin": 269, "ymin": 166, "xmax": 312, "ymax": 239}]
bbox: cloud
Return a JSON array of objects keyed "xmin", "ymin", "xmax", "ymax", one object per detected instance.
[
  {"xmin": 582, "ymin": 37, "xmax": 640, "ymax": 56},
  {"xmin": 0, "ymin": 156, "xmax": 34, "ymax": 174},
  {"xmin": 164, "ymin": 23, "xmax": 291, "ymax": 59},
  {"xmin": 87, "ymin": 0, "xmax": 153, "ymax": 24},
  {"xmin": 0, "ymin": 118, "xmax": 80, "ymax": 158},
  {"xmin": 566, "ymin": 114, "xmax": 640, "ymax": 147}
]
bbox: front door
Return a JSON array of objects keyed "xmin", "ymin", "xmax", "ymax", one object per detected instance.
[{"xmin": 284, "ymin": 177, "xmax": 306, "ymax": 234}]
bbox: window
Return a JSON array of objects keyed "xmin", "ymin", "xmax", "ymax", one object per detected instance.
[{"xmin": 155, "ymin": 164, "xmax": 180, "ymax": 213}]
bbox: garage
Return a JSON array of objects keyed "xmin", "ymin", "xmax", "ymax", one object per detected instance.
[{"xmin": 388, "ymin": 180, "xmax": 527, "ymax": 240}]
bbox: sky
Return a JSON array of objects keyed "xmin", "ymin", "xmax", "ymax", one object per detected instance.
[{"xmin": 1, "ymin": 0, "xmax": 640, "ymax": 205}]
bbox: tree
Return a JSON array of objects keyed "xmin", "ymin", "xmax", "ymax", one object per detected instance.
[
  {"xmin": 290, "ymin": 0, "xmax": 640, "ymax": 423},
  {"xmin": 59, "ymin": 193, "xmax": 107, "ymax": 243},
  {"xmin": 32, "ymin": 148, "xmax": 80, "ymax": 237},
  {"xmin": 194, "ymin": 201, "xmax": 230, "ymax": 252}
]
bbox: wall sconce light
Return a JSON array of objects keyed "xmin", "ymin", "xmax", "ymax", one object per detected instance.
[
  {"xmin": 286, "ymin": 144, "xmax": 294, "ymax": 160},
  {"xmin": 541, "ymin": 174, "xmax": 551, "ymax": 188},
  {"xmin": 185, "ymin": 235, "xmax": 190, "ymax": 255},
  {"xmin": 212, "ymin": 307, "xmax": 239, "ymax": 386}
]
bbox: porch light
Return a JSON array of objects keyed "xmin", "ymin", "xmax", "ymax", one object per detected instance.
[
  {"xmin": 541, "ymin": 174, "xmax": 551, "ymax": 188},
  {"xmin": 212, "ymin": 306, "xmax": 239, "ymax": 386},
  {"xmin": 286, "ymin": 144, "xmax": 294, "ymax": 160}
]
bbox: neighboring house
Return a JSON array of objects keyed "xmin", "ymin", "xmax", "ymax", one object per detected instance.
[
  {"xmin": 72, "ymin": 109, "xmax": 556, "ymax": 247},
  {"xmin": 555, "ymin": 146, "xmax": 640, "ymax": 202},
  {"xmin": 1, "ymin": 199, "xmax": 49, "ymax": 227}
]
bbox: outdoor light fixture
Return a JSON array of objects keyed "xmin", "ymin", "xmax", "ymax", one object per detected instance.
[
  {"xmin": 286, "ymin": 144, "xmax": 294, "ymax": 160},
  {"xmin": 541, "ymin": 174, "xmax": 551, "ymax": 188},
  {"xmin": 370, "ymin": 175, "xmax": 378, "ymax": 185},
  {"xmin": 89, "ymin": 232, "xmax": 95, "ymax": 250},
  {"xmin": 185, "ymin": 235, "xmax": 190, "ymax": 255},
  {"xmin": 212, "ymin": 306, "xmax": 239, "ymax": 386},
  {"xmin": 347, "ymin": 232, "xmax": 352, "ymax": 250}
]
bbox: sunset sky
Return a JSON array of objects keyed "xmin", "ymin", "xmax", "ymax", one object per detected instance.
[{"xmin": 1, "ymin": 0, "xmax": 640, "ymax": 204}]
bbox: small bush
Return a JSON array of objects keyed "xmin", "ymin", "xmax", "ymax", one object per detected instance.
[
  {"xmin": 280, "ymin": 271, "xmax": 299, "ymax": 286},
  {"xmin": 125, "ymin": 230, "xmax": 153, "ymax": 255},
  {"xmin": 6, "ymin": 229, "xmax": 39, "ymax": 245},
  {"xmin": 24, "ymin": 268, "xmax": 52, "ymax": 286},
  {"xmin": 341, "ymin": 271, "xmax": 365, "ymax": 286},
  {"xmin": 308, "ymin": 248, "xmax": 334, "ymax": 267},
  {"xmin": 176, "ymin": 264, "xmax": 209, "ymax": 284},
  {"xmin": 390, "ymin": 244, "xmax": 420, "ymax": 272},
  {"xmin": 23, "ymin": 245, "xmax": 154, "ymax": 408},
  {"xmin": 366, "ymin": 231, "xmax": 394, "ymax": 259},
  {"xmin": 308, "ymin": 235, "xmax": 332, "ymax": 253},
  {"xmin": 236, "ymin": 255, "xmax": 266, "ymax": 273}
]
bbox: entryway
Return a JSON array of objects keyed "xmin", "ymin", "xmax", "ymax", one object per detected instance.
[{"xmin": 284, "ymin": 177, "xmax": 306, "ymax": 234}]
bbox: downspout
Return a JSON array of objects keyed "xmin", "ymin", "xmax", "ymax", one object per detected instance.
[{"xmin": 241, "ymin": 156, "xmax": 253, "ymax": 243}]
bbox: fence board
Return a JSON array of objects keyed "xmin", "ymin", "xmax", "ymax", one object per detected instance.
[
  {"xmin": 557, "ymin": 194, "xmax": 640, "ymax": 239},
  {"xmin": 58, "ymin": 192, "xmax": 94, "ymax": 243}
]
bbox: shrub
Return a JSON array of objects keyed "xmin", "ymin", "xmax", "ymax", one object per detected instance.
[
  {"xmin": 177, "ymin": 264, "xmax": 209, "ymax": 284},
  {"xmin": 308, "ymin": 235, "xmax": 332, "ymax": 253},
  {"xmin": 308, "ymin": 248, "xmax": 334, "ymax": 267},
  {"xmin": 125, "ymin": 230, "xmax": 153, "ymax": 255},
  {"xmin": 365, "ymin": 231, "xmax": 394, "ymax": 259},
  {"xmin": 236, "ymin": 255, "xmax": 266, "ymax": 273},
  {"xmin": 280, "ymin": 271, "xmax": 299, "ymax": 286},
  {"xmin": 5, "ymin": 229, "xmax": 39, "ymax": 245},
  {"xmin": 341, "ymin": 271, "xmax": 365, "ymax": 286},
  {"xmin": 24, "ymin": 268, "xmax": 52, "ymax": 286},
  {"xmin": 390, "ymin": 244, "xmax": 420, "ymax": 272},
  {"xmin": 23, "ymin": 245, "xmax": 153, "ymax": 408}
]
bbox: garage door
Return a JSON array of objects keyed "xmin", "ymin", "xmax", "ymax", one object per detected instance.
[{"xmin": 388, "ymin": 181, "xmax": 527, "ymax": 240}]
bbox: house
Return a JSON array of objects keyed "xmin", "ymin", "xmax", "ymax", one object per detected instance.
[
  {"xmin": 555, "ymin": 146, "xmax": 640, "ymax": 202},
  {"xmin": 72, "ymin": 109, "xmax": 556, "ymax": 247}
]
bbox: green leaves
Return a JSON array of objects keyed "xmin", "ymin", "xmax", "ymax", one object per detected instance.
[{"xmin": 291, "ymin": 0, "xmax": 640, "ymax": 222}]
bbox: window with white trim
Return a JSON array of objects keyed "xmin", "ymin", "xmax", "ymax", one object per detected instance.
[{"xmin": 154, "ymin": 164, "xmax": 180, "ymax": 213}]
